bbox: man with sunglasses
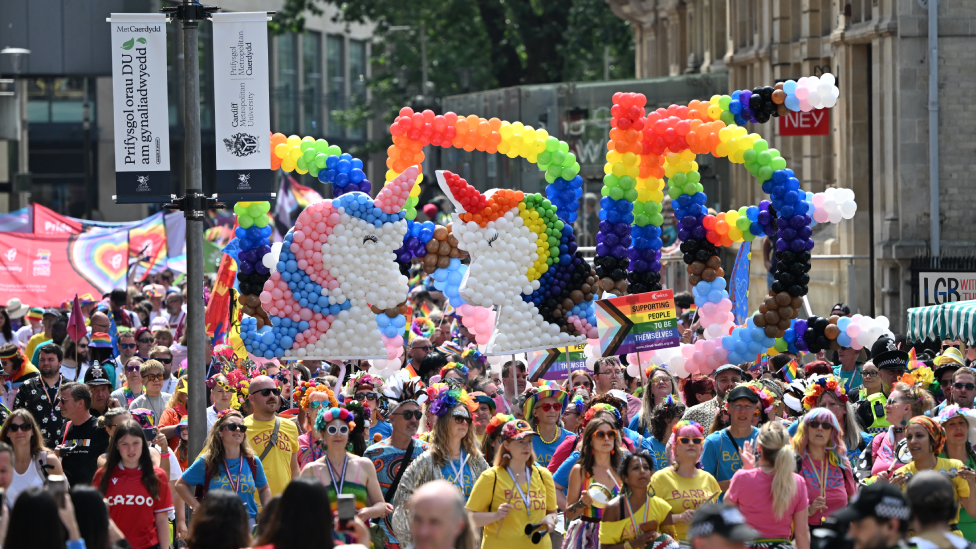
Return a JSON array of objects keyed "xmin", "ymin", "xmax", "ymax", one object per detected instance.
[
  {"xmin": 57, "ymin": 382, "xmax": 109, "ymax": 486},
  {"xmin": 244, "ymin": 375, "xmax": 300, "ymax": 496},
  {"xmin": 109, "ymin": 330, "xmax": 138, "ymax": 386},
  {"xmin": 938, "ymin": 367, "xmax": 976, "ymax": 414},
  {"xmin": 149, "ymin": 346, "xmax": 177, "ymax": 395},
  {"xmin": 365, "ymin": 398, "xmax": 429, "ymax": 549},
  {"xmin": 13, "ymin": 343, "xmax": 66, "ymax": 447},
  {"xmin": 409, "ymin": 338, "xmax": 433, "ymax": 369},
  {"xmin": 700, "ymin": 385, "xmax": 760, "ymax": 493}
]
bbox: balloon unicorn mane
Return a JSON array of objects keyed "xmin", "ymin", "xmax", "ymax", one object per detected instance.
[
  {"xmin": 240, "ymin": 167, "xmax": 416, "ymax": 359},
  {"xmin": 437, "ymin": 170, "xmax": 598, "ymax": 353}
]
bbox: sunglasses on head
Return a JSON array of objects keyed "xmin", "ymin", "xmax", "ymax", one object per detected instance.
[
  {"xmin": 394, "ymin": 410, "xmax": 423, "ymax": 420},
  {"xmin": 678, "ymin": 437, "xmax": 703, "ymax": 445},
  {"xmin": 808, "ymin": 420, "xmax": 833, "ymax": 430},
  {"xmin": 6, "ymin": 422, "xmax": 30, "ymax": 433},
  {"xmin": 355, "ymin": 392, "xmax": 378, "ymax": 401},
  {"xmin": 536, "ymin": 403, "xmax": 561, "ymax": 413},
  {"xmin": 326, "ymin": 424, "xmax": 349, "ymax": 436},
  {"xmin": 254, "ymin": 387, "xmax": 282, "ymax": 397},
  {"xmin": 592, "ymin": 430, "xmax": 617, "ymax": 441},
  {"xmin": 222, "ymin": 423, "xmax": 247, "ymax": 433},
  {"xmin": 120, "ymin": 343, "xmax": 137, "ymax": 350},
  {"xmin": 955, "ymin": 383, "xmax": 976, "ymax": 391},
  {"xmin": 142, "ymin": 373, "xmax": 165, "ymax": 382}
]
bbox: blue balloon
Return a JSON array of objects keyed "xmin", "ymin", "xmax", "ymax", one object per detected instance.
[{"xmin": 837, "ymin": 332, "xmax": 852, "ymax": 347}]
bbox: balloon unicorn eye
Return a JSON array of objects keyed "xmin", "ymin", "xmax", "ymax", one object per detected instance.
[
  {"xmin": 487, "ymin": 232, "xmax": 498, "ymax": 247},
  {"xmin": 363, "ymin": 235, "xmax": 378, "ymax": 244}
]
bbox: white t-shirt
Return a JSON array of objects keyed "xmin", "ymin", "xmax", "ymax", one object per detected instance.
[
  {"xmin": 14, "ymin": 326, "xmax": 36, "ymax": 349},
  {"xmin": 60, "ymin": 363, "xmax": 89, "ymax": 383}
]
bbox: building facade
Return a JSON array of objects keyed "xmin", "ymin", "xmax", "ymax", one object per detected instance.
[{"xmin": 609, "ymin": 0, "xmax": 976, "ymax": 333}]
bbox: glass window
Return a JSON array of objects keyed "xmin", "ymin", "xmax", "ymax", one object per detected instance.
[
  {"xmin": 303, "ymin": 31, "xmax": 323, "ymax": 136},
  {"xmin": 348, "ymin": 39, "xmax": 367, "ymax": 139},
  {"xmin": 326, "ymin": 35, "xmax": 345, "ymax": 137},
  {"xmin": 277, "ymin": 34, "xmax": 299, "ymax": 135}
]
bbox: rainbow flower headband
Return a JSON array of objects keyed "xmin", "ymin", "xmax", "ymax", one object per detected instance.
[
  {"xmin": 897, "ymin": 366, "xmax": 938, "ymax": 393},
  {"xmin": 739, "ymin": 381, "xmax": 777, "ymax": 414},
  {"xmin": 298, "ymin": 381, "xmax": 338, "ymax": 410},
  {"xmin": 672, "ymin": 419, "xmax": 704, "ymax": 436},
  {"xmin": 802, "ymin": 374, "xmax": 849, "ymax": 411},
  {"xmin": 566, "ymin": 394, "xmax": 587, "ymax": 415},
  {"xmin": 439, "ymin": 362, "xmax": 469, "ymax": 378},
  {"xmin": 426, "ymin": 382, "xmax": 477, "ymax": 417},
  {"xmin": 486, "ymin": 413, "xmax": 516, "ymax": 436},
  {"xmin": 315, "ymin": 406, "xmax": 356, "ymax": 432},
  {"xmin": 461, "ymin": 348, "xmax": 486, "ymax": 365},
  {"xmin": 347, "ymin": 371, "xmax": 383, "ymax": 394},
  {"xmin": 411, "ymin": 317, "xmax": 435, "ymax": 339},
  {"xmin": 936, "ymin": 404, "xmax": 976, "ymax": 425},
  {"xmin": 583, "ymin": 403, "xmax": 621, "ymax": 428}
]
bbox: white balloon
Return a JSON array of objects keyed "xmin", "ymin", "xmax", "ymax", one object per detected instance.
[{"xmin": 820, "ymin": 73, "xmax": 836, "ymax": 86}]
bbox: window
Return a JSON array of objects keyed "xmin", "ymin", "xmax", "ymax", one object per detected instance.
[
  {"xmin": 326, "ymin": 35, "xmax": 345, "ymax": 137},
  {"xmin": 348, "ymin": 39, "xmax": 367, "ymax": 139},
  {"xmin": 303, "ymin": 32, "xmax": 323, "ymax": 136},
  {"xmin": 277, "ymin": 34, "xmax": 298, "ymax": 135}
]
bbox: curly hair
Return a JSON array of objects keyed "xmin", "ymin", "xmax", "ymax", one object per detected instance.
[
  {"xmin": 649, "ymin": 397, "xmax": 687, "ymax": 444},
  {"xmin": 682, "ymin": 376, "xmax": 715, "ymax": 407}
]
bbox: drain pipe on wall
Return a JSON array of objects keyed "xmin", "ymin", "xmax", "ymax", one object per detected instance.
[{"xmin": 928, "ymin": 0, "xmax": 940, "ymax": 261}]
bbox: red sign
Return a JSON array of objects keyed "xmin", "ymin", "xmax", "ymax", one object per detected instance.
[
  {"xmin": 32, "ymin": 204, "xmax": 83, "ymax": 236},
  {"xmin": 778, "ymin": 109, "xmax": 830, "ymax": 136}
]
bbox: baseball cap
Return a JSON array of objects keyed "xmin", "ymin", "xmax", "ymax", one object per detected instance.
[
  {"xmin": 688, "ymin": 503, "xmax": 759, "ymax": 542},
  {"xmin": 831, "ymin": 303, "xmax": 851, "ymax": 316},
  {"xmin": 714, "ymin": 364, "xmax": 743, "ymax": 377},
  {"xmin": 83, "ymin": 365, "xmax": 114, "ymax": 386},
  {"xmin": 832, "ymin": 482, "xmax": 911, "ymax": 523},
  {"xmin": 43, "ymin": 308, "xmax": 60, "ymax": 318},
  {"xmin": 726, "ymin": 385, "xmax": 760, "ymax": 404}
]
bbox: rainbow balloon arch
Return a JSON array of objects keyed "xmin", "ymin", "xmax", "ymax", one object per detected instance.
[{"xmin": 230, "ymin": 73, "xmax": 892, "ymax": 378}]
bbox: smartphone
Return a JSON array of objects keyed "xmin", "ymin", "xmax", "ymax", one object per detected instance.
[
  {"xmin": 337, "ymin": 494, "xmax": 356, "ymax": 530},
  {"xmin": 47, "ymin": 474, "xmax": 67, "ymax": 508}
]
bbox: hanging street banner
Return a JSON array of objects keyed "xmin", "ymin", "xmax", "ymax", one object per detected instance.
[
  {"xmin": 526, "ymin": 344, "xmax": 588, "ymax": 382},
  {"xmin": 729, "ymin": 242, "xmax": 752, "ymax": 325},
  {"xmin": 595, "ymin": 289, "xmax": 680, "ymax": 357},
  {"xmin": 109, "ymin": 13, "xmax": 172, "ymax": 204},
  {"xmin": 212, "ymin": 13, "xmax": 273, "ymax": 200}
]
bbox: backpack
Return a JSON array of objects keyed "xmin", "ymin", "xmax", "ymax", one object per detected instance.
[{"xmin": 194, "ymin": 456, "xmax": 259, "ymax": 501}]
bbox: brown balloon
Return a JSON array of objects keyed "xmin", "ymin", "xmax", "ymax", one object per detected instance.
[
  {"xmin": 765, "ymin": 311, "xmax": 780, "ymax": 325},
  {"xmin": 774, "ymin": 82, "xmax": 784, "ymax": 90},
  {"xmin": 824, "ymin": 324, "xmax": 841, "ymax": 339},
  {"xmin": 600, "ymin": 278, "xmax": 615, "ymax": 291},
  {"xmin": 702, "ymin": 268, "xmax": 717, "ymax": 282},
  {"xmin": 437, "ymin": 256, "xmax": 451, "ymax": 269},
  {"xmin": 584, "ymin": 293, "xmax": 593, "ymax": 301},
  {"xmin": 244, "ymin": 294, "xmax": 261, "ymax": 307},
  {"xmin": 828, "ymin": 315, "xmax": 839, "ymax": 325},
  {"xmin": 448, "ymin": 234, "xmax": 459, "ymax": 247},
  {"xmin": 449, "ymin": 248, "xmax": 460, "ymax": 258},
  {"xmin": 385, "ymin": 307, "xmax": 400, "ymax": 318},
  {"xmin": 772, "ymin": 89, "xmax": 787, "ymax": 105},
  {"xmin": 689, "ymin": 274, "xmax": 702, "ymax": 285},
  {"xmin": 765, "ymin": 296, "xmax": 779, "ymax": 311},
  {"xmin": 690, "ymin": 262, "xmax": 705, "ymax": 274},
  {"xmin": 775, "ymin": 292, "xmax": 792, "ymax": 307},
  {"xmin": 764, "ymin": 325, "xmax": 780, "ymax": 338},
  {"xmin": 242, "ymin": 305, "xmax": 255, "ymax": 316},
  {"xmin": 754, "ymin": 313, "xmax": 767, "ymax": 327},
  {"xmin": 571, "ymin": 290, "xmax": 584, "ymax": 304},
  {"xmin": 423, "ymin": 254, "xmax": 439, "ymax": 271},
  {"xmin": 425, "ymin": 239, "xmax": 440, "ymax": 253},
  {"xmin": 614, "ymin": 279, "xmax": 628, "ymax": 293},
  {"xmin": 562, "ymin": 298, "xmax": 575, "ymax": 310},
  {"xmin": 433, "ymin": 226, "xmax": 449, "ymax": 241},
  {"xmin": 759, "ymin": 303, "xmax": 768, "ymax": 315},
  {"xmin": 438, "ymin": 241, "xmax": 452, "ymax": 256},
  {"xmin": 791, "ymin": 297, "xmax": 804, "ymax": 310},
  {"xmin": 255, "ymin": 318, "xmax": 265, "ymax": 329},
  {"xmin": 779, "ymin": 306, "xmax": 794, "ymax": 320},
  {"xmin": 777, "ymin": 319, "xmax": 791, "ymax": 330},
  {"xmin": 706, "ymin": 256, "xmax": 722, "ymax": 269},
  {"xmin": 370, "ymin": 304, "xmax": 383, "ymax": 314},
  {"xmin": 237, "ymin": 294, "xmax": 248, "ymax": 305},
  {"xmin": 686, "ymin": 265, "xmax": 695, "ymax": 275},
  {"xmin": 581, "ymin": 284, "xmax": 591, "ymax": 294},
  {"xmin": 715, "ymin": 267, "xmax": 725, "ymax": 278},
  {"xmin": 398, "ymin": 303, "xmax": 410, "ymax": 315},
  {"xmin": 777, "ymin": 104, "xmax": 789, "ymax": 116}
]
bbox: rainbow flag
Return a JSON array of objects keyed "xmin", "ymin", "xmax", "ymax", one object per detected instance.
[
  {"xmin": 783, "ymin": 359, "xmax": 799, "ymax": 382},
  {"xmin": 750, "ymin": 354, "xmax": 768, "ymax": 372},
  {"xmin": 420, "ymin": 302, "xmax": 433, "ymax": 317},
  {"xmin": 908, "ymin": 347, "xmax": 919, "ymax": 370},
  {"xmin": 289, "ymin": 178, "xmax": 324, "ymax": 208},
  {"xmin": 205, "ymin": 253, "xmax": 238, "ymax": 342}
]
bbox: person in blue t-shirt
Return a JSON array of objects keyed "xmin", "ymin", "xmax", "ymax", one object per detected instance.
[
  {"xmin": 175, "ymin": 409, "xmax": 271, "ymax": 524},
  {"xmin": 524, "ymin": 382, "xmax": 572, "ymax": 468},
  {"xmin": 700, "ymin": 385, "xmax": 761, "ymax": 492}
]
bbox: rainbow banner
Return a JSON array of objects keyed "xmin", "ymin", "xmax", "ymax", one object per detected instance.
[
  {"xmin": 595, "ymin": 289, "xmax": 680, "ymax": 357},
  {"xmin": 526, "ymin": 344, "xmax": 588, "ymax": 382}
]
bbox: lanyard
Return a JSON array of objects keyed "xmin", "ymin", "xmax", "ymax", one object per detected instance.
[
  {"xmin": 506, "ymin": 466, "xmax": 533, "ymax": 518},
  {"xmin": 448, "ymin": 451, "xmax": 469, "ymax": 491},
  {"xmin": 808, "ymin": 455, "xmax": 828, "ymax": 522},
  {"xmin": 327, "ymin": 453, "xmax": 348, "ymax": 496},
  {"xmin": 43, "ymin": 376, "xmax": 63, "ymax": 423},
  {"xmin": 624, "ymin": 493, "xmax": 649, "ymax": 539},
  {"xmin": 224, "ymin": 457, "xmax": 244, "ymax": 494}
]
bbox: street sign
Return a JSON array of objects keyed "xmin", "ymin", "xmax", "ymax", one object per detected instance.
[
  {"xmin": 919, "ymin": 272, "xmax": 976, "ymax": 306},
  {"xmin": 594, "ymin": 289, "xmax": 680, "ymax": 357},
  {"xmin": 778, "ymin": 109, "xmax": 830, "ymax": 136}
]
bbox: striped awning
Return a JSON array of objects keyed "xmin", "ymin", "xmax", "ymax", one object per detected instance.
[{"xmin": 906, "ymin": 299, "xmax": 976, "ymax": 343}]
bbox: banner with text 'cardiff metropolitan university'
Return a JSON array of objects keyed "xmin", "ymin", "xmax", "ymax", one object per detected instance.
[{"xmin": 110, "ymin": 13, "xmax": 172, "ymax": 204}]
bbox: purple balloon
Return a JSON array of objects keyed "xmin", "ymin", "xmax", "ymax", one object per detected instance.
[
  {"xmin": 649, "ymin": 260, "xmax": 662, "ymax": 272},
  {"xmin": 776, "ymin": 238, "xmax": 789, "ymax": 252},
  {"xmin": 239, "ymin": 260, "xmax": 254, "ymax": 275},
  {"xmin": 805, "ymin": 238, "xmax": 816, "ymax": 251},
  {"xmin": 632, "ymin": 259, "xmax": 648, "ymax": 272},
  {"xmin": 791, "ymin": 238, "xmax": 807, "ymax": 252},
  {"xmin": 678, "ymin": 229, "xmax": 690, "ymax": 241},
  {"xmin": 692, "ymin": 226, "xmax": 706, "ymax": 240},
  {"xmin": 255, "ymin": 262, "xmax": 270, "ymax": 275},
  {"xmin": 614, "ymin": 222, "xmax": 631, "ymax": 237},
  {"xmin": 596, "ymin": 232, "xmax": 606, "ymax": 244},
  {"xmin": 596, "ymin": 243, "xmax": 610, "ymax": 257},
  {"xmin": 612, "ymin": 245, "xmax": 628, "ymax": 258}
]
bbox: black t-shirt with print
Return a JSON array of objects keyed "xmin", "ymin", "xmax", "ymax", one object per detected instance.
[{"xmin": 61, "ymin": 415, "xmax": 110, "ymax": 486}]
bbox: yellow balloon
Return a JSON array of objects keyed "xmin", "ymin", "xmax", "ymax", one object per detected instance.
[
  {"xmin": 274, "ymin": 143, "xmax": 289, "ymax": 159},
  {"xmin": 511, "ymin": 121, "xmax": 525, "ymax": 134},
  {"xmin": 286, "ymin": 135, "xmax": 301, "ymax": 147},
  {"xmin": 649, "ymin": 190, "xmax": 664, "ymax": 202},
  {"xmin": 707, "ymin": 105, "xmax": 722, "ymax": 120},
  {"xmin": 611, "ymin": 163, "xmax": 627, "ymax": 177},
  {"xmin": 622, "ymin": 152, "xmax": 637, "ymax": 166},
  {"xmin": 288, "ymin": 147, "xmax": 303, "ymax": 161},
  {"xmin": 627, "ymin": 165, "xmax": 639, "ymax": 178},
  {"xmin": 715, "ymin": 143, "xmax": 728, "ymax": 158},
  {"xmin": 295, "ymin": 167, "xmax": 308, "ymax": 175},
  {"xmin": 728, "ymin": 227, "xmax": 742, "ymax": 241},
  {"xmin": 604, "ymin": 163, "xmax": 612, "ymax": 175},
  {"xmin": 281, "ymin": 158, "xmax": 297, "ymax": 172}
]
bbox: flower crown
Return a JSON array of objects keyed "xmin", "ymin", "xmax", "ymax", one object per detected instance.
[
  {"xmin": 298, "ymin": 382, "xmax": 338, "ymax": 411},
  {"xmin": 486, "ymin": 413, "xmax": 516, "ymax": 436},
  {"xmin": 425, "ymin": 382, "xmax": 477, "ymax": 417},
  {"xmin": 411, "ymin": 317, "xmax": 435, "ymax": 339},
  {"xmin": 461, "ymin": 348, "xmax": 487, "ymax": 365},
  {"xmin": 346, "ymin": 371, "xmax": 383, "ymax": 395},
  {"xmin": 439, "ymin": 362, "xmax": 469, "ymax": 379},
  {"xmin": 738, "ymin": 381, "xmax": 777, "ymax": 414},
  {"xmin": 216, "ymin": 408, "xmax": 240, "ymax": 421},
  {"xmin": 567, "ymin": 394, "xmax": 587, "ymax": 415},
  {"xmin": 583, "ymin": 403, "xmax": 621, "ymax": 429},
  {"xmin": 936, "ymin": 404, "xmax": 976, "ymax": 425},
  {"xmin": 672, "ymin": 419, "xmax": 704, "ymax": 436},
  {"xmin": 897, "ymin": 366, "xmax": 938, "ymax": 393},
  {"xmin": 315, "ymin": 406, "xmax": 357, "ymax": 432},
  {"xmin": 802, "ymin": 374, "xmax": 849, "ymax": 411}
]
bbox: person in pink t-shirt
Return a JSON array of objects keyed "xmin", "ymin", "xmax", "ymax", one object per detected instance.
[
  {"xmin": 870, "ymin": 383, "xmax": 936, "ymax": 476},
  {"xmin": 727, "ymin": 421, "xmax": 809, "ymax": 549},
  {"xmin": 792, "ymin": 408, "xmax": 857, "ymax": 526}
]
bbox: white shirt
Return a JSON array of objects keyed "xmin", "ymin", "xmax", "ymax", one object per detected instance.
[
  {"xmin": 14, "ymin": 325, "xmax": 36, "ymax": 349},
  {"xmin": 60, "ymin": 363, "xmax": 89, "ymax": 383},
  {"xmin": 161, "ymin": 310, "xmax": 186, "ymax": 331}
]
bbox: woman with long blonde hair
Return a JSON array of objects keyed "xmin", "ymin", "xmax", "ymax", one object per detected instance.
[
  {"xmin": 630, "ymin": 367, "xmax": 681, "ymax": 438},
  {"xmin": 174, "ymin": 409, "xmax": 271, "ymax": 527},
  {"xmin": 791, "ymin": 408, "xmax": 855, "ymax": 526},
  {"xmin": 727, "ymin": 421, "xmax": 809, "ymax": 549}
]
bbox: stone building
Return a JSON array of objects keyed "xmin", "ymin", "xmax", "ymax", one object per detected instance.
[{"xmin": 608, "ymin": 0, "xmax": 976, "ymax": 334}]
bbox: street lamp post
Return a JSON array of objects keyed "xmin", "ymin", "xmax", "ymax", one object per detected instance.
[{"xmin": 0, "ymin": 48, "xmax": 31, "ymax": 209}]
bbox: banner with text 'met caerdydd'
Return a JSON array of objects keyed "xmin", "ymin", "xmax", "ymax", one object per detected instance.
[{"xmin": 0, "ymin": 231, "xmax": 129, "ymax": 307}]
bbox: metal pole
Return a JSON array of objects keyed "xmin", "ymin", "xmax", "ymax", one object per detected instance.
[
  {"xmin": 182, "ymin": 0, "xmax": 208, "ymax": 460},
  {"xmin": 420, "ymin": 22, "xmax": 428, "ymax": 98},
  {"xmin": 928, "ymin": 0, "xmax": 940, "ymax": 262},
  {"xmin": 16, "ymin": 77, "xmax": 28, "ymax": 208}
]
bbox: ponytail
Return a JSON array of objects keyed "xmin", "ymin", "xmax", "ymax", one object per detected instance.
[{"xmin": 758, "ymin": 421, "xmax": 797, "ymax": 520}]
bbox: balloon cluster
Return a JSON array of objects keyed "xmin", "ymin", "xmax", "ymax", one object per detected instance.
[
  {"xmin": 702, "ymin": 205, "xmax": 766, "ymax": 246},
  {"xmin": 692, "ymin": 279, "xmax": 735, "ymax": 340},
  {"xmin": 271, "ymin": 134, "xmax": 340, "ymax": 175},
  {"xmin": 393, "ymin": 220, "xmax": 436, "ymax": 272},
  {"xmin": 456, "ymin": 304, "xmax": 497, "ymax": 346},
  {"xmin": 317, "ymin": 153, "xmax": 371, "ymax": 197},
  {"xmin": 728, "ymin": 87, "xmax": 785, "ymax": 124},
  {"xmin": 755, "ymin": 292, "xmax": 805, "ymax": 338},
  {"xmin": 783, "ymin": 74, "xmax": 839, "ymax": 112},
  {"xmin": 421, "ymin": 225, "xmax": 466, "ymax": 274},
  {"xmin": 386, "ymin": 107, "xmax": 579, "ymax": 219},
  {"xmin": 545, "ymin": 175, "xmax": 583, "ymax": 223},
  {"xmin": 812, "ymin": 188, "xmax": 857, "ymax": 224},
  {"xmin": 768, "ymin": 168, "xmax": 813, "ymax": 300},
  {"xmin": 802, "ymin": 314, "xmax": 892, "ymax": 353}
]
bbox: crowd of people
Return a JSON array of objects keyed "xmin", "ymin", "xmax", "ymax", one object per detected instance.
[{"xmin": 0, "ymin": 275, "xmax": 974, "ymax": 549}]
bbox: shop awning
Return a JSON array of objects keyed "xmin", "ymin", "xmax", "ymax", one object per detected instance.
[{"xmin": 906, "ymin": 300, "xmax": 976, "ymax": 344}]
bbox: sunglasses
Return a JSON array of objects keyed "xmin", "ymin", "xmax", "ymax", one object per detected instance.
[
  {"xmin": 156, "ymin": 357, "xmax": 172, "ymax": 364},
  {"xmin": 955, "ymin": 383, "xmax": 976, "ymax": 391},
  {"xmin": 862, "ymin": 371, "xmax": 879, "ymax": 378},
  {"xmin": 394, "ymin": 411, "xmax": 423, "ymax": 420},
  {"xmin": 592, "ymin": 430, "xmax": 617, "ymax": 441},
  {"xmin": 56, "ymin": 397, "xmax": 69, "ymax": 405},
  {"xmin": 453, "ymin": 416, "xmax": 471, "ymax": 425},
  {"xmin": 412, "ymin": 345, "xmax": 432, "ymax": 352},
  {"xmin": 125, "ymin": 365, "xmax": 141, "ymax": 373},
  {"xmin": 308, "ymin": 400, "xmax": 328, "ymax": 410},
  {"xmin": 6, "ymin": 422, "xmax": 30, "ymax": 433},
  {"xmin": 808, "ymin": 420, "xmax": 833, "ymax": 430},
  {"xmin": 355, "ymin": 392, "xmax": 378, "ymax": 401},
  {"xmin": 254, "ymin": 388, "xmax": 282, "ymax": 397},
  {"xmin": 142, "ymin": 373, "xmax": 165, "ymax": 382},
  {"xmin": 137, "ymin": 338, "xmax": 153, "ymax": 344},
  {"xmin": 222, "ymin": 423, "xmax": 248, "ymax": 433},
  {"xmin": 484, "ymin": 392, "xmax": 498, "ymax": 399},
  {"xmin": 678, "ymin": 437, "xmax": 703, "ymax": 445},
  {"xmin": 326, "ymin": 424, "xmax": 349, "ymax": 436},
  {"xmin": 536, "ymin": 403, "xmax": 561, "ymax": 413},
  {"xmin": 120, "ymin": 343, "xmax": 137, "ymax": 350}
]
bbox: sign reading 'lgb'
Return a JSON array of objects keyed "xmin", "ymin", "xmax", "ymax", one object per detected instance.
[
  {"xmin": 919, "ymin": 272, "xmax": 976, "ymax": 306},
  {"xmin": 778, "ymin": 109, "xmax": 830, "ymax": 136}
]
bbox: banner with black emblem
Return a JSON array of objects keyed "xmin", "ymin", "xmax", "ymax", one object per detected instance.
[{"xmin": 212, "ymin": 12, "xmax": 273, "ymax": 200}]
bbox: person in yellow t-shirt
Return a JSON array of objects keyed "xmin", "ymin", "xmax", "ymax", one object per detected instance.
[
  {"xmin": 650, "ymin": 420, "xmax": 720, "ymax": 542},
  {"xmin": 244, "ymin": 376, "xmax": 300, "ymax": 496},
  {"xmin": 877, "ymin": 416, "xmax": 976, "ymax": 529},
  {"xmin": 467, "ymin": 418, "xmax": 557, "ymax": 549},
  {"xmin": 600, "ymin": 453, "xmax": 677, "ymax": 549}
]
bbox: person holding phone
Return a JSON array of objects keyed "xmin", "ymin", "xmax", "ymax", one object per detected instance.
[
  {"xmin": 93, "ymin": 419, "xmax": 173, "ymax": 549},
  {"xmin": 176, "ymin": 409, "xmax": 271, "ymax": 528},
  {"xmin": 0, "ymin": 410, "xmax": 63, "ymax": 507},
  {"xmin": 466, "ymin": 418, "xmax": 559, "ymax": 549}
]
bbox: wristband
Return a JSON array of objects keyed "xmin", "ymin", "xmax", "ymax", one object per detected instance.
[
  {"xmin": 66, "ymin": 539, "xmax": 87, "ymax": 549},
  {"xmin": 159, "ymin": 451, "xmax": 171, "ymax": 457}
]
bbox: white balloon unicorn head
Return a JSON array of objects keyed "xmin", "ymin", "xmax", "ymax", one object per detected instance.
[
  {"xmin": 436, "ymin": 170, "xmax": 598, "ymax": 353},
  {"xmin": 241, "ymin": 167, "xmax": 416, "ymax": 359}
]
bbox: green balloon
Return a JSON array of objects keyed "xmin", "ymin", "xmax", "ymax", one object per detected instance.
[
  {"xmin": 687, "ymin": 171, "xmax": 701, "ymax": 183},
  {"xmin": 758, "ymin": 166, "xmax": 773, "ymax": 181},
  {"xmin": 743, "ymin": 149, "xmax": 758, "ymax": 163},
  {"xmin": 254, "ymin": 215, "xmax": 269, "ymax": 228},
  {"xmin": 649, "ymin": 213, "xmax": 664, "ymax": 226},
  {"xmin": 247, "ymin": 204, "xmax": 262, "ymax": 217},
  {"xmin": 623, "ymin": 188, "xmax": 638, "ymax": 202},
  {"xmin": 542, "ymin": 199, "xmax": 552, "ymax": 208},
  {"xmin": 551, "ymin": 151, "xmax": 566, "ymax": 166},
  {"xmin": 745, "ymin": 162, "xmax": 759, "ymax": 176},
  {"xmin": 309, "ymin": 165, "xmax": 320, "ymax": 177},
  {"xmin": 609, "ymin": 187, "xmax": 625, "ymax": 200},
  {"xmin": 632, "ymin": 202, "xmax": 645, "ymax": 215},
  {"xmin": 314, "ymin": 139, "xmax": 330, "ymax": 153},
  {"xmin": 315, "ymin": 153, "xmax": 328, "ymax": 169},
  {"xmin": 238, "ymin": 215, "xmax": 254, "ymax": 229},
  {"xmin": 557, "ymin": 141, "xmax": 569, "ymax": 154},
  {"xmin": 538, "ymin": 151, "xmax": 552, "ymax": 165},
  {"xmin": 548, "ymin": 237, "xmax": 559, "ymax": 248},
  {"xmin": 601, "ymin": 186, "xmax": 611, "ymax": 197},
  {"xmin": 768, "ymin": 148, "xmax": 781, "ymax": 159},
  {"xmin": 695, "ymin": 183, "xmax": 704, "ymax": 193},
  {"xmin": 671, "ymin": 172, "xmax": 687, "ymax": 186},
  {"xmin": 545, "ymin": 172, "xmax": 556, "ymax": 184},
  {"xmin": 618, "ymin": 176, "xmax": 635, "ymax": 190},
  {"xmin": 604, "ymin": 174, "xmax": 620, "ymax": 187},
  {"xmin": 736, "ymin": 216, "xmax": 751, "ymax": 231},
  {"xmin": 646, "ymin": 201, "xmax": 662, "ymax": 214},
  {"xmin": 634, "ymin": 214, "xmax": 649, "ymax": 226},
  {"xmin": 565, "ymin": 152, "xmax": 577, "ymax": 166},
  {"xmin": 406, "ymin": 196, "xmax": 419, "ymax": 208},
  {"xmin": 327, "ymin": 145, "xmax": 342, "ymax": 156},
  {"xmin": 296, "ymin": 157, "xmax": 309, "ymax": 171},
  {"xmin": 743, "ymin": 231, "xmax": 756, "ymax": 242},
  {"xmin": 757, "ymin": 151, "xmax": 772, "ymax": 165},
  {"xmin": 667, "ymin": 185, "xmax": 682, "ymax": 200},
  {"xmin": 720, "ymin": 111, "xmax": 735, "ymax": 125},
  {"xmin": 300, "ymin": 140, "xmax": 315, "ymax": 152},
  {"xmin": 303, "ymin": 148, "xmax": 317, "ymax": 162},
  {"xmin": 555, "ymin": 220, "xmax": 564, "ymax": 231},
  {"xmin": 233, "ymin": 203, "xmax": 245, "ymax": 215},
  {"xmin": 771, "ymin": 157, "xmax": 787, "ymax": 170},
  {"xmin": 774, "ymin": 338, "xmax": 788, "ymax": 352},
  {"xmin": 537, "ymin": 162, "xmax": 549, "ymax": 171},
  {"xmin": 753, "ymin": 139, "xmax": 769, "ymax": 152},
  {"xmin": 560, "ymin": 167, "xmax": 575, "ymax": 180},
  {"xmin": 406, "ymin": 209, "xmax": 417, "ymax": 221},
  {"xmin": 546, "ymin": 137, "xmax": 560, "ymax": 152},
  {"xmin": 682, "ymin": 182, "xmax": 698, "ymax": 196}
]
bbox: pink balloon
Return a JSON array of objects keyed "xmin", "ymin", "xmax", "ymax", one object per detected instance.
[
  {"xmin": 475, "ymin": 332, "xmax": 490, "ymax": 345},
  {"xmin": 699, "ymin": 362, "xmax": 716, "ymax": 375},
  {"xmin": 813, "ymin": 209, "xmax": 829, "ymax": 223},
  {"xmin": 692, "ymin": 351, "xmax": 706, "ymax": 364},
  {"xmin": 701, "ymin": 302, "xmax": 717, "ymax": 316},
  {"xmin": 293, "ymin": 231, "xmax": 306, "ymax": 243},
  {"xmin": 681, "ymin": 345, "xmax": 696, "ymax": 359},
  {"xmin": 260, "ymin": 291, "xmax": 272, "ymax": 304}
]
